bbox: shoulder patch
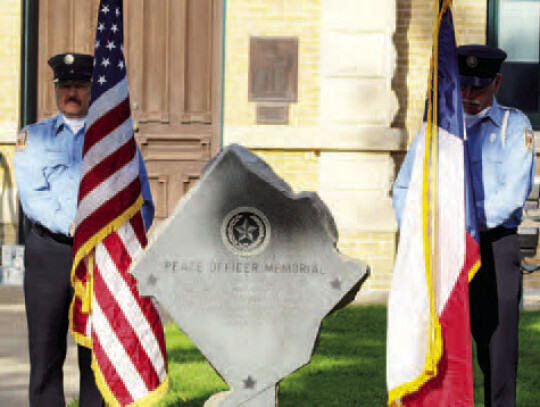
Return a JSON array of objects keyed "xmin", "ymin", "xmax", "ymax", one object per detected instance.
[
  {"xmin": 15, "ymin": 129, "xmax": 28, "ymax": 152},
  {"xmin": 524, "ymin": 128, "xmax": 535, "ymax": 153}
]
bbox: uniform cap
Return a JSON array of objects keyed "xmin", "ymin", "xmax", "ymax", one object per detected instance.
[
  {"xmin": 457, "ymin": 44, "xmax": 507, "ymax": 87},
  {"xmin": 48, "ymin": 53, "xmax": 93, "ymax": 82}
]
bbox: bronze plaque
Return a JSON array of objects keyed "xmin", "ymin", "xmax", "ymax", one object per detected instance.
[
  {"xmin": 249, "ymin": 37, "xmax": 298, "ymax": 102},
  {"xmin": 256, "ymin": 104, "xmax": 289, "ymax": 125}
]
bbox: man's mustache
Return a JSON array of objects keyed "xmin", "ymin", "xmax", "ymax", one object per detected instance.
[
  {"xmin": 65, "ymin": 97, "xmax": 81, "ymax": 104},
  {"xmin": 462, "ymin": 98, "xmax": 480, "ymax": 106}
]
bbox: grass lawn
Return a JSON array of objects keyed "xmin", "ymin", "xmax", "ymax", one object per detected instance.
[
  {"xmin": 68, "ymin": 305, "xmax": 540, "ymax": 406},
  {"xmin": 157, "ymin": 305, "xmax": 540, "ymax": 406}
]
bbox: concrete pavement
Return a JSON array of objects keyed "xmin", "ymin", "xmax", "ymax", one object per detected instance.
[{"xmin": 0, "ymin": 285, "xmax": 79, "ymax": 406}]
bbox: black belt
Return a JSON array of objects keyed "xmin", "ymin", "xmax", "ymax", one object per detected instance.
[
  {"xmin": 480, "ymin": 226, "xmax": 517, "ymax": 241},
  {"xmin": 32, "ymin": 223, "xmax": 73, "ymax": 245}
]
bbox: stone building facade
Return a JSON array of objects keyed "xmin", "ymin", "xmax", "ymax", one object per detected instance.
[
  {"xmin": 0, "ymin": 0, "xmax": 495, "ymax": 294},
  {"xmin": 223, "ymin": 0, "xmax": 488, "ymax": 294}
]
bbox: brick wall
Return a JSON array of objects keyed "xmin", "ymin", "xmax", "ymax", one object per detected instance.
[
  {"xmin": 253, "ymin": 150, "xmax": 320, "ymax": 193},
  {"xmin": 384, "ymin": 0, "xmax": 487, "ymax": 292},
  {"xmin": 339, "ymin": 232, "xmax": 397, "ymax": 292},
  {"xmin": 0, "ymin": 0, "xmax": 493, "ymax": 286},
  {"xmin": 224, "ymin": 0, "xmax": 321, "ymax": 127},
  {"xmin": 393, "ymin": 0, "xmax": 488, "ymax": 142},
  {"xmin": 0, "ymin": 0, "xmax": 21, "ymax": 244},
  {"xmin": 0, "ymin": 0, "xmax": 20, "ymax": 142},
  {"xmin": 223, "ymin": 0, "xmax": 403, "ymax": 294},
  {"xmin": 252, "ymin": 149, "xmax": 397, "ymax": 293}
]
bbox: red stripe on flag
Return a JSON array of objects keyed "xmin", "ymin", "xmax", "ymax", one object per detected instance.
[
  {"xmin": 91, "ymin": 326, "xmax": 133, "ymax": 405},
  {"xmin": 83, "ymin": 98, "xmax": 131, "ymax": 155},
  {"xmin": 105, "ymin": 232, "xmax": 132, "ymax": 272},
  {"xmin": 74, "ymin": 259, "xmax": 88, "ymax": 283},
  {"xmin": 102, "ymin": 231, "xmax": 162, "ymax": 346},
  {"xmin": 93, "ymin": 238, "xmax": 161, "ymax": 390},
  {"xmin": 78, "ymin": 137, "xmax": 137, "ymax": 201},
  {"xmin": 104, "ymin": 225, "xmax": 167, "ymax": 373},
  {"xmin": 129, "ymin": 212, "xmax": 148, "ymax": 248},
  {"xmin": 148, "ymin": 301, "xmax": 167, "ymax": 366},
  {"xmin": 73, "ymin": 179, "xmax": 141, "ymax": 254},
  {"xmin": 125, "ymin": 215, "xmax": 166, "ymax": 358},
  {"xmin": 71, "ymin": 296, "xmax": 89, "ymax": 334}
]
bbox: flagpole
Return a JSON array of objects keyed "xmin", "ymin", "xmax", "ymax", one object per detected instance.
[
  {"xmin": 426, "ymin": 0, "xmax": 453, "ymax": 377},
  {"xmin": 422, "ymin": 0, "xmax": 444, "ymax": 376},
  {"xmin": 431, "ymin": 0, "xmax": 440, "ymax": 321},
  {"xmin": 70, "ymin": 1, "xmax": 169, "ymax": 404},
  {"xmin": 387, "ymin": 1, "xmax": 478, "ymax": 403}
]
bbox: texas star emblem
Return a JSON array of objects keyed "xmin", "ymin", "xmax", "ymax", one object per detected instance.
[
  {"xmin": 64, "ymin": 53, "xmax": 75, "ymax": 65},
  {"xmin": 222, "ymin": 206, "xmax": 270, "ymax": 256},
  {"xmin": 466, "ymin": 56, "xmax": 478, "ymax": 68}
]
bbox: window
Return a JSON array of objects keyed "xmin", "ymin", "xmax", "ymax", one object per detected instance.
[{"xmin": 488, "ymin": 0, "xmax": 540, "ymax": 128}]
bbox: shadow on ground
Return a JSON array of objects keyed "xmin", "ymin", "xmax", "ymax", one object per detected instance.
[{"xmin": 161, "ymin": 305, "xmax": 388, "ymax": 406}]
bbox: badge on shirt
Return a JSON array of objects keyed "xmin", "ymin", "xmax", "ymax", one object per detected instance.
[
  {"xmin": 15, "ymin": 129, "xmax": 28, "ymax": 152},
  {"xmin": 524, "ymin": 129, "xmax": 535, "ymax": 152}
]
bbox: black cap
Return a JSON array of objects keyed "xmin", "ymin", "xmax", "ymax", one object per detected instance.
[
  {"xmin": 457, "ymin": 44, "xmax": 507, "ymax": 87},
  {"xmin": 48, "ymin": 53, "xmax": 93, "ymax": 83}
]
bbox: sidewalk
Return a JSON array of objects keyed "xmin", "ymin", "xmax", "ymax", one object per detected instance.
[{"xmin": 0, "ymin": 285, "xmax": 79, "ymax": 406}]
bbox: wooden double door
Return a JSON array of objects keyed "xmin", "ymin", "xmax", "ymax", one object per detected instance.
[{"xmin": 37, "ymin": 0, "xmax": 223, "ymax": 221}]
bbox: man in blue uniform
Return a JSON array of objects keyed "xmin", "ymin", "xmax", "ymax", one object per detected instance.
[
  {"xmin": 393, "ymin": 45, "xmax": 535, "ymax": 407},
  {"xmin": 14, "ymin": 53, "xmax": 154, "ymax": 406}
]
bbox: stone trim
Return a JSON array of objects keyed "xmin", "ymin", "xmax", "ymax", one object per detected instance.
[{"xmin": 224, "ymin": 125, "xmax": 408, "ymax": 152}]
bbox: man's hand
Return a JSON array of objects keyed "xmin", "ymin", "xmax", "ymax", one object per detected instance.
[{"xmin": 68, "ymin": 222, "xmax": 76, "ymax": 237}]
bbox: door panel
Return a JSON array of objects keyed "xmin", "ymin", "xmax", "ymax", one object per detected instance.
[
  {"xmin": 37, "ymin": 0, "xmax": 223, "ymax": 221},
  {"xmin": 184, "ymin": 0, "xmax": 214, "ymax": 123}
]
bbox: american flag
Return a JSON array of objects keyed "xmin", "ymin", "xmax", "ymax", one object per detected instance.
[
  {"xmin": 70, "ymin": 0, "xmax": 169, "ymax": 405},
  {"xmin": 386, "ymin": 0, "xmax": 480, "ymax": 405}
]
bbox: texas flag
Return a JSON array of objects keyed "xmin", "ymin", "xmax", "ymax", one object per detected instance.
[{"xmin": 386, "ymin": 1, "xmax": 481, "ymax": 406}]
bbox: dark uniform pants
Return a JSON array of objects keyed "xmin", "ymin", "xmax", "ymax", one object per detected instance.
[
  {"xmin": 470, "ymin": 228, "xmax": 521, "ymax": 407},
  {"xmin": 24, "ymin": 224, "xmax": 103, "ymax": 407}
]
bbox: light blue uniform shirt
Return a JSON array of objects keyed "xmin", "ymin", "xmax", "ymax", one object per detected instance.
[
  {"xmin": 393, "ymin": 98, "xmax": 535, "ymax": 231},
  {"xmin": 14, "ymin": 114, "xmax": 154, "ymax": 235}
]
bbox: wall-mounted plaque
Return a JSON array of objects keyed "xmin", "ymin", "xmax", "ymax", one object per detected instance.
[
  {"xmin": 249, "ymin": 37, "xmax": 298, "ymax": 103},
  {"xmin": 256, "ymin": 104, "xmax": 290, "ymax": 125}
]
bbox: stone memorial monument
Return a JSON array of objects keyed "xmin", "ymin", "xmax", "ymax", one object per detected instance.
[{"xmin": 131, "ymin": 144, "xmax": 369, "ymax": 406}]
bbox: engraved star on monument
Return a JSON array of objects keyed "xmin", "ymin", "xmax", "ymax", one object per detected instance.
[
  {"xmin": 131, "ymin": 144, "xmax": 369, "ymax": 407},
  {"xmin": 243, "ymin": 376, "xmax": 257, "ymax": 390},
  {"xmin": 146, "ymin": 274, "xmax": 158, "ymax": 286},
  {"xmin": 235, "ymin": 218, "xmax": 257, "ymax": 242},
  {"xmin": 330, "ymin": 278, "xmax": 342, "ymax": 290}
]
